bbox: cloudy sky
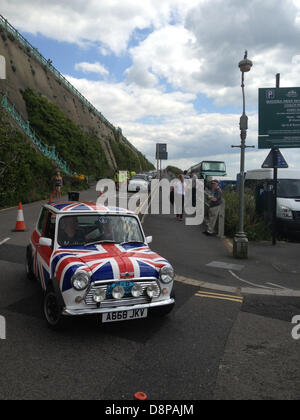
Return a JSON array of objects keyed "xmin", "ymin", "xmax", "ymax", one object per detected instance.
[{"xmin": 2, "ymin": 0, "xmax": 300, "ymax": 176}]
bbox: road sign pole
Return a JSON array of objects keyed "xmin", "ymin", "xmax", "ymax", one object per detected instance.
[
  {"xmin": 272, "ymin": 163, "xmax": 278, "ymax": 246},
  {"xmin": 272, "ymin": 75, "xmax": 280, "ymax": 246}
]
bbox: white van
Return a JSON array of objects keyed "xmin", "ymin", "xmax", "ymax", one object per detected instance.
[{"xmin": 245, "ymin": 169, "xmax": 300, "ymax": 233}]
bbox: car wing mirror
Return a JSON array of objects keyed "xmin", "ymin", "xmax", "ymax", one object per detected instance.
[
  {"xmin": 39, "ymin": 237, "xmax": 53, "ymax": 247},
  {"xmin": 145, "ymin": 236, "xmax": 152, "ymax": 244}
]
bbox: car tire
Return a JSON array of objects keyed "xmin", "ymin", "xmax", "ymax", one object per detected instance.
[
  {"xmin": 25, "ymin": 246, "xmax": 35, "ymax": 281},
  {"xmin": 43, "ymin": 287, "xmax": 69, "ymax": 330}
]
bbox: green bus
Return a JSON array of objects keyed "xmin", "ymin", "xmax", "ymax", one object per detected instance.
[{"xmin": 188, "ymin": 161, "xmax": 227, "ymax": 180}]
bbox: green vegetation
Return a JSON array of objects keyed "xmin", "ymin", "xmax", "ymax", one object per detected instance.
[
  {"xmin": 23, "ymin": 89, "xmax": 110, "ymax": 179},
  {"xmin": 0, "ymin": 107, "xmax": 53, "ymax": 207},
  {"xmin": 166, "ymin": 165, "xmax": 183, "ymax": 178},
  {"xmin": 223, "ymin": 190, "xmax": 272, "ymax": 241},
  {"xmin": 0, "ymin": 108, "xmax": 88, "ymax": 208},
  {"xmin": 111, "ymin": 132, "xmax": 154, "ymax": 172}
]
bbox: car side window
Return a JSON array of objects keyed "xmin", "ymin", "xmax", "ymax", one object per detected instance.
[
  {"xmin": 37, "ymin": 208, "xmax": 48, "ymax": 234},
  {"xmin": 44, "ymin": 212, "xmax": 56, "ymax": 242}
]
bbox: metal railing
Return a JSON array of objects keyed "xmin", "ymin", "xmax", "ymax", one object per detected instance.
[
  {"xmin": 1, "ymin": 92, "xmax": 71, "ymax": 174},
  {"xmin": 0, "ymin": 14, "xmax": 139, "ymax": 153}
]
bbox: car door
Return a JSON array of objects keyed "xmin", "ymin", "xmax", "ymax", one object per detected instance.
[
  {"xmin": 31, "ymin": 207, "xmax": 48, "ymax": 280},
  {"xmin": 36, "ymin": 210, "xmax": 56, "ymax": 290}
]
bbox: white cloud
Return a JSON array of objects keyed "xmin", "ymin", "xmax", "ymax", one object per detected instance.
[
  {"xmin": 3, "ymin": 0, "xmax": 300, "ymax": 176},
  {"xmin": 75, "ymin": 62, "xmax": 109, "ymax": 77},
  {"xmin": 1, "ymin": 0, "xmax": 202, "ymax": 54},
  {"xmin": 66, "ymin": 75, "xmax": 261, "ymax": 175},
  {"xmin": 65, "ymin": 76, "xmax": 196, "ymax": 124},
  {"xmin": 126, "ymin": 25, "xmax": 201, "ymax": 91}
]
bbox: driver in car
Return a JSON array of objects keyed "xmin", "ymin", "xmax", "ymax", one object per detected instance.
[{"xmin": 58, "ymin": 216, "xmax": 85, "ymax": 246}]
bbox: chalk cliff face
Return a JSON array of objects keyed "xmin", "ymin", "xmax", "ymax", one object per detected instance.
[{"xmin": 0, "ymin": 22, "xmax": 152, "ymax": 172}]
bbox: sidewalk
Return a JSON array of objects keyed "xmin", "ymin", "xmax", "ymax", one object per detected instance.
[
  {"xmin": 217, "ymin": 238, "xmax": 300, "ymax": 294},
  {"xmin": 143, "ymin": 210, "xmax": 300, "ymax": 295}
]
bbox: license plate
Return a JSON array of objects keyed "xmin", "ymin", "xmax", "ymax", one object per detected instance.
[{"xmin": 102, "ymin": 308, "xmax": 148, "ymax": 323}]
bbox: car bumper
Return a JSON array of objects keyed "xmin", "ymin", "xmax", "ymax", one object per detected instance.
[
  {"xmin": 277, "ymin": 218, "xmax": 300, "ymax": 233},
  {"xmin": 63, "ymin": 297, "xmax": 175, "ymax": 316}
]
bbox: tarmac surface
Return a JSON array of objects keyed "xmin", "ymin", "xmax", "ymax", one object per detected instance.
[{"xmin": 0, "ymin": 186, "xmax": 300, "ymax": 400}]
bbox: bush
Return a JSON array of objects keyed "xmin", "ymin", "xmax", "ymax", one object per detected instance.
[
  {"xmin": 223, "ymin": 190, "xmax": 272, "ymax": 241},
  {"xmin": 0, "ymin": 108, "xmax": 55, "ymax": 207},
  {"xmin": 166, "ymin": 166, "xmax": 183, "ymax": 178},
  {"xmin": 22, "ymin": 89, "xmax": 110, "ymax": 179}
]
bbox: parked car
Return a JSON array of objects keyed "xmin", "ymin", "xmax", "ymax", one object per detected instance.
[
  {"xmin": 128, "ymin": 174, "xmax": 150, "ymax": 192},
  {"xmin": 26, "ymin": 201, "xmax": 175, "ymax": 329},
  {"xmin": 245, "ymin": 168, "xmax": 300, "ymax": 234}
]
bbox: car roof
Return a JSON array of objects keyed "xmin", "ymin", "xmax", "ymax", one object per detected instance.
[{"xmin": 44, "ymin": 201, "xmax": 136, "ymax": 215}]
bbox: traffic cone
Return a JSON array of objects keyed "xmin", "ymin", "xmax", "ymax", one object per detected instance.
[
  {"xmin": 12, "ymin": 202, "xmax": 27, "ymax": 232},
  {"xmin": 49, "ymin": 194, "xmax": 53, "ymax": 203}
]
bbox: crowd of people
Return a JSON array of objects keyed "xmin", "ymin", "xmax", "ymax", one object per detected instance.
[
  {"xmin": 173, "ymin": 171, "xmax": 223, "ymax": 236},
  {"xmin": 51, "ymin": 167, "xmax": 222, "ymax": 236}
]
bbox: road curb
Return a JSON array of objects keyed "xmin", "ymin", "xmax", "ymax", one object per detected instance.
[{"xmin": 175, "ymin": 275, "xmax": 300, "ymax": 297}]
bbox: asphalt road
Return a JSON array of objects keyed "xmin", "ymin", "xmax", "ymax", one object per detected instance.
[{"xmin": 0, "ymin": 186, "xmax": 299, "ymax": 400}]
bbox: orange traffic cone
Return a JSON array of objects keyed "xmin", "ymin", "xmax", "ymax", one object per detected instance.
[
  {"xmin": 12, "ymin": 202, "xmax": 27, "ymax": 232},
  {"xmin": 49, "ymin": 194, "xmax": 53, "ymax": 203}
]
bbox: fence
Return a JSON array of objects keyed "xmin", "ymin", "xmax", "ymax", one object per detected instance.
[{"xmin": 1, "ymin": 92, "xmax": 71, "ymax": 174}]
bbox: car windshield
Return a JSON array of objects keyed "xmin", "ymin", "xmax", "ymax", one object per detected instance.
[
  {"xmin": 202, "ymin": 161, "xmax": 226, "ymax": 172},
  {"xmin": 57, "ymin": 215, "xmax": 144, "ymax": 247},
  {"xmin": 132, "ymin": 175, "xmax": 147, "ymax": 181},
  {"xmin": 277, "ymin": 179, "xmax": 300, "ymax": 198}
]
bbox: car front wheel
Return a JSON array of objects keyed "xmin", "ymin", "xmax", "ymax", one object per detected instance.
[{"xmin": 43, "ymin": 288, "xmax": 68, "ymax": 330}]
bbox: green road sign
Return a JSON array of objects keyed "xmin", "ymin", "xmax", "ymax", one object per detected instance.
[{"xmin": 258, "ymin": 87, "xmax": 300, "ymax": 149}]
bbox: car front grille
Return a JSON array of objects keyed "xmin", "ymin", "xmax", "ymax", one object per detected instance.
[
  {"xmin": 293, "ymin": 211, "xmax": 300, "ymax": 220},
  {"xmin": 85, "ymin": 279, "xmax": 160, "ymax": 306}
]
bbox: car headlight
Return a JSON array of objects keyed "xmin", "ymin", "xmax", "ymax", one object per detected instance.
[
  {"xmin": 160, "ymin": 265, "xmax": 174, "ymax": 284},
  {"xmin": 131, "ymin": 283, "xmax": 143, "ymax": 297},
  {"xmin": 112, "ymin": 285, "xmax": 125, "ymax": 299},
  {"xmin": 93, "ymin": 288, "xmax": 106, "ymax": 303},
  {"xmin": 146, "ymin": 284, "xmax": 160, "ymax": 298},
  {"xmin": 71, "ymin": 271, "xmax": 90, "ymax": 291}
]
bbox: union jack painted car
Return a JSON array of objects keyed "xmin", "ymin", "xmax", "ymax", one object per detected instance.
[{"xmin": 26, "ymin": 201, "xmax": 175, "ymax": 329}]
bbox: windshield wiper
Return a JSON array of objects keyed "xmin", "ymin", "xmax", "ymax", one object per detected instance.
[{"xmin": 84, "ymin": 240, "xmax": 119, "ymax": 247}]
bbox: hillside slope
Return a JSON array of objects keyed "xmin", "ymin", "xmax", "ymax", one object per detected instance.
[{"xmin": 0, "ymin": 16, "xmax": 154, "ymax": 175}]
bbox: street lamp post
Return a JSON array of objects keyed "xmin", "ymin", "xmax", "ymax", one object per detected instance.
[{"xmin": 232, "ymin": 51, "xmax": 254, "ymax": 259}]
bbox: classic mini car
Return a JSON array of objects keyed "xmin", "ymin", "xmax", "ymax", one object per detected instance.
[{"xmin": 26, "ymin": 201, "xmax": 175, "ymax": 329}]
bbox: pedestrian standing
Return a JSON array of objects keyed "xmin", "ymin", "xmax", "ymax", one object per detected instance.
[
  {"xmin": 54, "ymin": 171, "xmax": 63, "ymax": 199},
  {"xmin": 174, "ymin": 174, "xmax": 186, "ymax": 221},
  {"xmin": 203, "ymin": 180, "xmax": 222, "ymax": 235},
  {"xmin": 114, "ymin": 169, "xmax": 119, "ymax": 192},
  {"xmin": 183, "ymin": 170, "xmax": 190, "ymax": 180},
  {"xmin": 191, "ymin": 172, "xmax": 198, "ymax": 207}
]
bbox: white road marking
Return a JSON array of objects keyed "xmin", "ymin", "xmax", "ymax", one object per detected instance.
[
  {"xmin": 228, "ymin": 270, "xmax": 275, "ymax": 290},
  {"xmin": 266, "ymin": 282, "xmax": 288, "ymax": 290},
  {"xmin": 0, "ymin": 238, "xmax": 10, "ymax": 246}
]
